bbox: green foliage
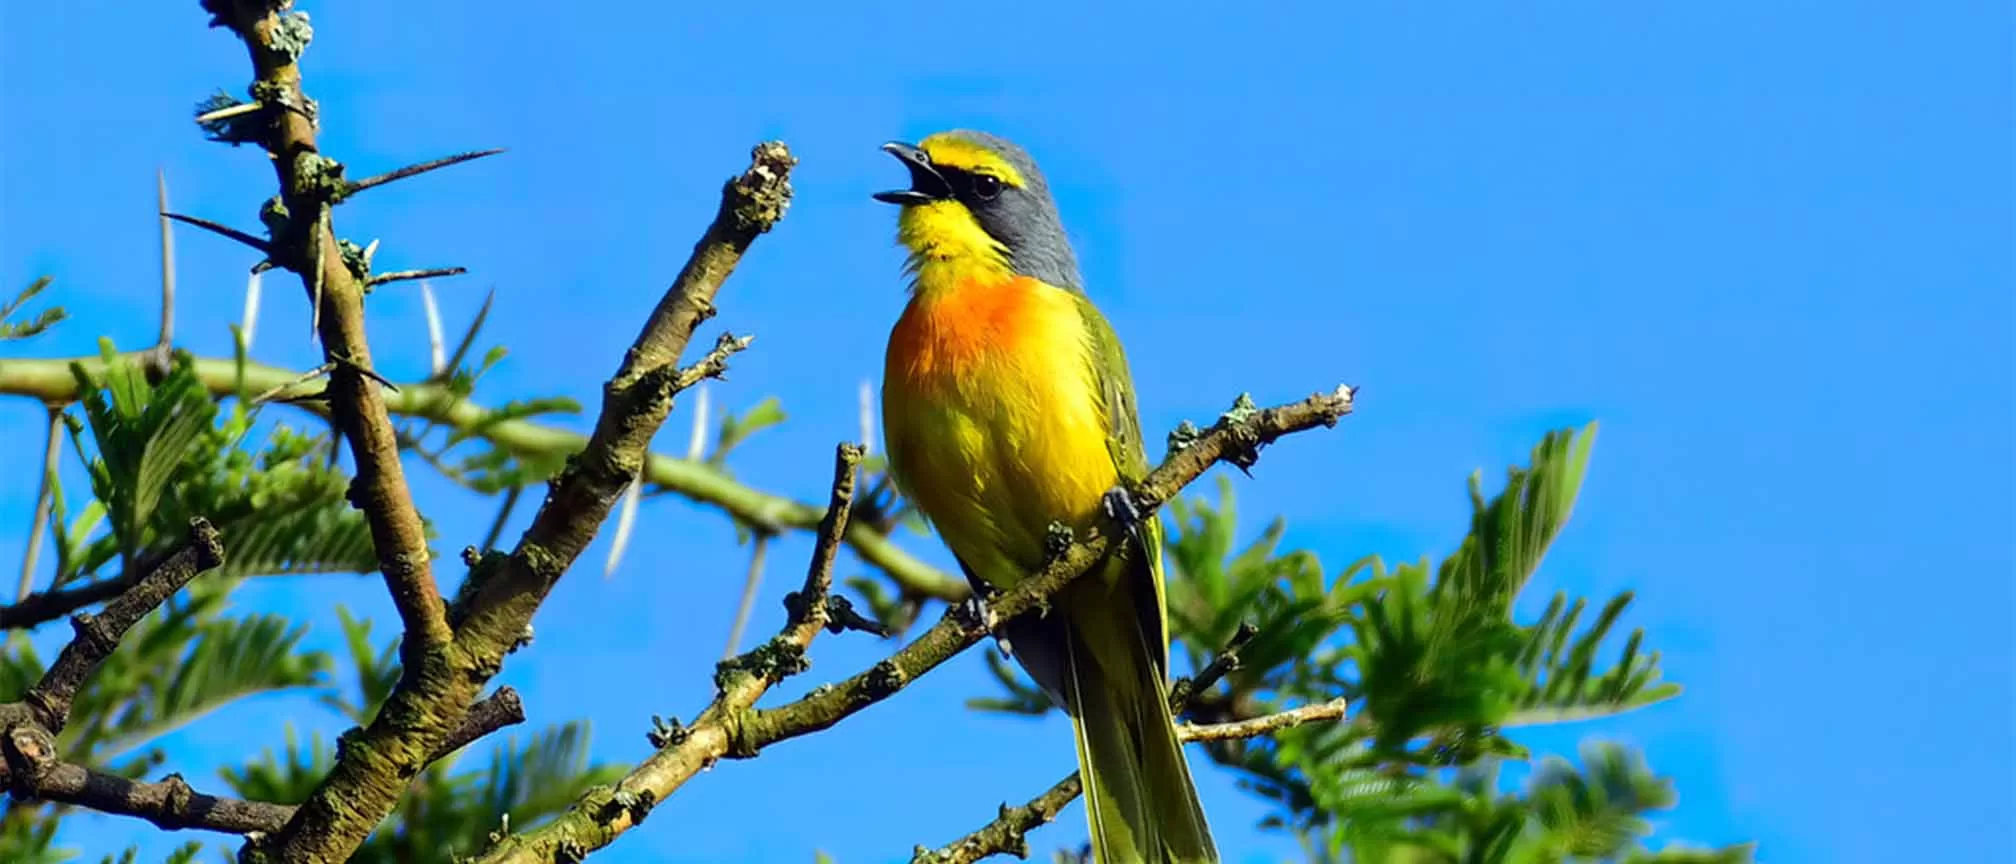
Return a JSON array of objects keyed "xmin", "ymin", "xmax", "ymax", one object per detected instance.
[
  {"xmin": 53, "ymin": 346, "xmax": 385, "ymax": 589},
  {"xmin": 980, "ymin": 424, "xmax": 1737, "ymax": 862},
  {"xmin": 1311, "ymin": 744, "xmax": 1756, "ymax": 864},
  {"xmin": 708, "ymin": 396, "xmax": 788, "ymax": 469},
  {"xmin": 0, "ymin": 813, "xmax": 71, "ymax": 864},
  {"xmin": 1, "ymin": 275, "xmax": 66, "ymax": 341}
]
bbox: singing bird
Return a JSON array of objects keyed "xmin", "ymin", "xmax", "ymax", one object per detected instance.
[{"xmin": 874, "ymin": 131, "xmax": 1219, "ymax": 863}]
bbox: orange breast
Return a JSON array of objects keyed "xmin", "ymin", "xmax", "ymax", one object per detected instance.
[
  {"xmin": 886, "ymin": 276, "xmax": 1043, "ymax": 385},
  {"xmin": 881, "ymin": 275, "xmax": 1117, "ymax": 588}
]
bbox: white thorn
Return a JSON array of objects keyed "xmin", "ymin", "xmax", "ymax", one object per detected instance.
[
  {"xmin": 241, "ymin": 270, "xmax": 263, "ymax": 350},
  {"xmin": 420, "ymin": 280, "xmax": 445, "ymax": 374},
  {"xmin": 605, "ymin": 460, "xmax": 645, "ymax": 580},
  {"xmin": 157, "ymin": 168, "xmax": 176, "ymax": 348},
  {"xmin": 195, "ymin": 101, "xmax": 264, "ymax": 124},
  {"xmin": 362, "ymin": 237, "xmax": 381, "ymax": 268},
  {"xmin": 858, "ymin": 379, "xmax": 876, "ymax": 458},
  {"xmin": 685, "ymin": 383, "xmax": 711, "ymax": 462}
]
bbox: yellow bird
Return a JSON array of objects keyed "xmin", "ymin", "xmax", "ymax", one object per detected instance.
[{"xmin": 874, "ymin": 130, "xmax": 1218, "ymax": 863}]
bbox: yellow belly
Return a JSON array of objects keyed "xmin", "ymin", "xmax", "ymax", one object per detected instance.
[{"xmin": 881, "ymin": 276, "xmax": 1117, "ymax": 591}]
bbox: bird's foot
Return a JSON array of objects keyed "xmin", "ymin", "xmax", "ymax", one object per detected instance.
[
  {"xmin": 954, "ymin": 590, "xmax": 992, "ymax": 629},
  {"xmin": 954, "ymin": 588, "xmax": 1016, "ymax": 656},
  {"xmin": 1101, "ymin": 485, "xmax": 1147, "ymax": 541}
]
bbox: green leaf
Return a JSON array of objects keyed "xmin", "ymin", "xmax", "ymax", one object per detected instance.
[
  {"xmin": 0, "ymin": 275, "xmax": 66, "ymax": 341},
  {"xmin": 709, "ymin": 397, "xmax": 788, "ymax": 468}
]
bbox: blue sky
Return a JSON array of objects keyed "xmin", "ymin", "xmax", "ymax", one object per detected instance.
[{"xmin": 2, "ymin": 1, "xmax": 2010, "ymax": 862}]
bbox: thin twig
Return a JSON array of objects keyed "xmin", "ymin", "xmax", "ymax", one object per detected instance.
[
  {"xmin": 15, "ymin": 407, "xmax": 62, "ymax": 603},
  {"xmin": 160, "ymin": 212, "xmax": 272, "ymax": 254},
  {"xmin": 0, "ymin": 577, "xmax": 131, "ymax": 632},
  {"xmin": 248, "ymin": 361, "xmax": 336, "ymax": 406},
  {"xmin": 481, "ymin": 486, "xmax": 523, "ymax": 554},
  {"xmin": 342, "ymin": 148, "xmax": 506, "ymax": 198},
  {"xmin": 915, "ymin": 700, "xmax": 1351, "ymax": 864},
  {"xmin": 1176, "ymin": 698, "xmax": 1349, "ymax": 742},
  {"xmin": 1168, "ymin": 621, "xmax": 1259, "ymax": 710},
  {"xmin": 367, "ymin": 267, "xmax": 466, "ymax": 288},
  {"xmin": 721, "ymin": 533, "xmax": 772, "ymax": 659},
  {"xmin": 435, "ymin": 687, "xmax": 528, "ymax": 756}
]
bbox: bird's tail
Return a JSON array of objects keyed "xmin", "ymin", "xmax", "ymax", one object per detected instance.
[{"xmin": 1064, "ymin": 602, "xmax": 1218, "ymax": 863}]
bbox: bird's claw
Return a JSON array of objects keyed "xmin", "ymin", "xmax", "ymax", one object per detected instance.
[
  {"xmin": 1102, "ymin": 485, "xmax": 1147, "ymax": 540},
  {"xmin": 954, "ymin": 591, "xmax": 991, "ymax": 628},
  {"xmin": 954, "ymin": 590, "xmax": 1014, "ymax": 656}
]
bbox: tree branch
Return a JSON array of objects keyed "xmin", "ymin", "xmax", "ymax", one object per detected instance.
[
  {"xmin": 472, "ymin": 443, "xmax": 863, "ymax": 864},
  {"xmin": 475, "ymin": 387, "xmax": 1354, "ymax": 862},
  {"xmin": 434, "ymin": 686, "xmax": 529, "ymax": 757},
  {"xmin": 249, "ymin": 131, "xmax": 795, "ymax": 861},
  {"xmin": 1, "ymin": 751, "xmax": 295, "ymax": 836},
  {"xmin": 0, "ymin": 575, "xmax": 129, "ymax": 632},
  {"xmin": 0, "ymin": 684, "xmax": 526, "ymax": 839},
  {"xmin": 0, "ymin": 520, "xmax": 224, "ymax": 734},
  {"xmin": 0, "ymin": 354, "xmax": 968, "ymax": 603},
  {"xmin": 197, "ymin": 1, "xmax": 453, "ymax": 665},
  {"xmin": 0, "ymin": 519, "xmax": 266, "ymax": 837},
  {"xmin": 915, "ymin": 699, "xmax": 1352, "ymax": 864}
]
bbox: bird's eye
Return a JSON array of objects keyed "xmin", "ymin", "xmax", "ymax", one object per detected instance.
[{"xmin": 971, "ymin": 173, "xmax": 1003, "ymax": 200}]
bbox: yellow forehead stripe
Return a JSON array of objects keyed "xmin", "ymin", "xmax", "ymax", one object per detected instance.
[{"xmin": 920, "ymin": 134, "xmax": 1027, "ymax": 188}]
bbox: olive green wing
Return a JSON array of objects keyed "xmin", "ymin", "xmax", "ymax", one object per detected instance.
[{"xmin": 1073, "ymin": 294, "xmax": 1173, "ymax": 679}]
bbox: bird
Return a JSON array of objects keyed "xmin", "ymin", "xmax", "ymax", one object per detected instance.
[{"xmin": 873, "ymin": 130, "xmax": 1219, "ymax": 863}]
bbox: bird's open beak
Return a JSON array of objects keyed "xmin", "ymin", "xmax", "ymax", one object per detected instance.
[{"xmin": 873, "ymin": 141, "xmax": 952, "ymax": 205}]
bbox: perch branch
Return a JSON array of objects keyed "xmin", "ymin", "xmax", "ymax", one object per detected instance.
[{"xmin": 475, "ymin": 386, "xmax": 1354, "ymax": 862}]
